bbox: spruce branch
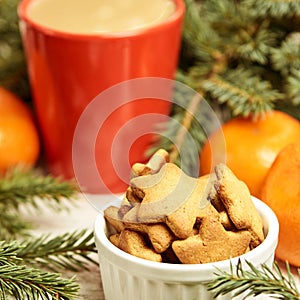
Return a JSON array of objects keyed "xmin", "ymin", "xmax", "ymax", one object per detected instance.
[
  {"xmin": 0, "ymin": 166, "xmax": 98, "ymax": 300},
  {"xmin": 0, "ymin": 241, "xmax": 21, "ymax": 266},
  {"xmin": 0, "ymin": 264, "xmax": 79, "ymax": 300},
  {"xmin": 0, "ymin": 231, "xmax": 98, "ymax": 299},
  {"xmin": 0, "ymin": 167, "xmax": 79, "ymax": 241},
  {"xmin": 148, "ymin": 83, "xmax": 213, "ymax": 176},
  {"xmin": 0, "ymin": 242, "xmax": 81, "ymax": 299},
  {"xmin": 242, "ymin": 0, "xmax": 300, "ymax": 18},
  {"xmin": 235, "ymin": 21, "xmax": 277, "ymax": 65},
  {"xmin": 271, "ymin": 35, "xmax": 300, "ymax": 77},
  {"xmin": 168, "ymin": 93, "xmax": 203, "ymax": 164},
  {"xmin": 152, "ymin": 0, "xmax": 300, "ymax": 171},
  {"xmin": 208, "ymin": 260, "xmax": 300, "ymax": 299},
  {"xmin": 202, "ymin": 68, "xmax": 283, "ymax": 117},
  {"xmin": 287, "ymin": 68, "xmax": 300, "ymax": 105},
  {"xmin": 0, "ymin": 166, "xmax": 78, "ymax": 211},
  {"xmin": 180, "ymin": 0, "xmax": 300, "ymax": 119},
  {"xmin": 0, "ymin": 230, "xmax": 98, "ymax": 273},
  {"xmin": 0, "ymin": 207, "xmax": 33, "ymax": 240},
  {"xmin": 0, "ymin": 0, "xmax": 30, "ymax": 100},
  {"xmin": 16, "ymin": 230, "xmax": 98, "ymax": 272}
]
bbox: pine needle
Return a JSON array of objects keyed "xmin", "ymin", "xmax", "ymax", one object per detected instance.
[
  {"xmin": 242, "ymin": 0, "xmax": 300, "ymax": 18},
  {"xmin": 202, "ymin": 68, "xmax": 283, "ymax": 117},
  {"xmin": 0, "ymin": 230, "xmax": 98, "ymax": 272},
  {"xmin": 208, "ymin": 260, "xmax": 300, "ymax": 299},
  {"xmin": 0, "ymin": 166, "xmax": 79, "ymax": 241},
  {"xmin": 0, "ymin": 264, "xmax": 79, "ymax": 300},
  {"xmin": 0, "ymin": 208, "xmax": 33, "ymax": 240},
  {"xmin": 0, "ymin": 241, "xmax": 21, "ymax": 265},
  {"xmin": 0, "ymin": 166, "xmax": 78, "ymax": 211},
  {"xmin": 16, "ymin": 230, "xmax": 98, "ymax": 272},
  {"xmin": 287, "ymin": 68, "xmax": 300, "ymax": 105},
  {"xmin": 180, "ymin": 0, "xmax": 300, "ymax": 119},
  {"xmin": 169, "ymin": 93, "xmax": 203, "ymax": 164},
  {"xmin": 0, "ymin": 231, "xmax": 98, "ymax": 299},
  {"xmin": 0, "ymin": 241, "xmax": 81, "ymax": 300},
  {"xmin": 0, "ymin": 0, "xmax": 30, "ymax": 99},
  {"xmin": 0, "ymin": 160, "xmax": 95, "ymax": 300}
]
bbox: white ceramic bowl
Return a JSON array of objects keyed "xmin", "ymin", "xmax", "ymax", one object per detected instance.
[{"xmin": 94, "ymin": 197, "xmax": 279, "ymax": 300}]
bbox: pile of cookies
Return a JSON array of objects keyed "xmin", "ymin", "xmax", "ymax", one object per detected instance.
[{"xmin": 104, "ymin": 149, "xmax": 265, "ymax": 264}]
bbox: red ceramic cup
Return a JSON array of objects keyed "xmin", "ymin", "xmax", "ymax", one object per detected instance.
[{"xmin": 18, "ymin": 0, "xmax": 185, "ymax": 194}]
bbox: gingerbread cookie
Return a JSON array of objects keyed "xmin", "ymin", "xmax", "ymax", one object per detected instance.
[
  {"xmin": 131, "ymin": 163, "xmax": 210, "ymax": 238},
  {"xmin": 118, "ymin": 229, "xmax": 162, "ymax": 262},
  {"xmin": 172, "ymin": 204, "xmax": 251, "ymax": 264},
  {"xmin": 214, "ymin": 163, "xmax": 265, "ymax": 248},
  {"xmin": 131, "ymin": 148, "xmax": 169, "ymax": 178},
  {"xmin": 124, "ymin": 222, "xmax": 175, "ymax": 253},
  {"xmin": 121, "ymin": 201, "xmax": 175, "ymax": 253},
  {"xmin": 103, "ymin": 150, "xmax": 265, "ymax": 264},
  {"xmin": 104, "ymin": 206, "xmax": 124, "ymax": 233}
]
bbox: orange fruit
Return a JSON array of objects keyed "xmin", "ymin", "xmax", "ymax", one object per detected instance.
[
  {"xmin": 200, "ymin": 110, "xmax": 300, "ymax": 197},
  {"xmin": 0, "ymin": 87, "xmax": 40, "ymax": 172},
  {"xmin": 261, "ymin": 143, "xmax": 300, "ymax": 266},
  {"xmin": 0, "ymin": 87, "xmax": 33, "ymax": 118}
]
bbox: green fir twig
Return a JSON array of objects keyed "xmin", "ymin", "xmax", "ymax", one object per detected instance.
[
  {"xmin": 16, "ymin": 230, "xmax": 98, "ymax": 272},
  {"xmin": 0, "ymin": 241, "xmax": 21, "ymax": 265},
  {"xmin": 0, "ymin": 166, "xmax": 78, "ymax": 211},
  {"xmin": 0, "ymin": 209, "xmax": 33, "ymax": 240},
  {"xmin": 0, "ymin": 167, "xmax": 79, "ymax": 240},
  {"xmin": 202, "ymin": 68, "xmax": 282, "ymax": 117},
  {"xmin": 0, "ymin": 231, "xmax": 98, "ymax": 272},
  {"xmin": 0, "ymin": 0, "xmax": 30, "ymax": 100},
  {"xmin": 178, "ymin": 0, "xmax": 300, "ymax": 120},
  {"xmin": 208, "ymin": 260, "xmax": 300, "ymax": 299},
  {"xmin": 0, "ymin": 241, "xmax": 80, "ymax": 300},
  {"xmin": 0, "ymin": 230, "xmax": 98, "ymax": 299},
  {"xmin": 151, "ymin": 0, "xmax": 300, "ymax": 173},
  {"xmin": 0, "ymin": 264, "xmax": 79, "ymax": 300}
]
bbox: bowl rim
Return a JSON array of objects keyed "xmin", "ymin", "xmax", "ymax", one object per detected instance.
[{"xmin": 94, "ymin": 196, "xmax": 279, "ymax": 282}]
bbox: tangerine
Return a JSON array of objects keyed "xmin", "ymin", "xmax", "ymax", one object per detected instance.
[
  {"xmin": 261, "ymin": 143, "xmax": 300, "ymax": 267},
  {"xmin": 200, "ymin": 110, "xmax": 300, "ymax": 197},
  {"xmin": 0, "ymin": 87, "xmax": 40, "ymax": 172},
  {"xmin": 0, "ymin": 87, "xmax": 33, "ymax": 118}
]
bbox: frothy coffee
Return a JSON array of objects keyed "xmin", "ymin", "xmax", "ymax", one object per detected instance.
[{"xmin": 27, "ymin": 0, "xmax": 176, "ymax": 34}]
